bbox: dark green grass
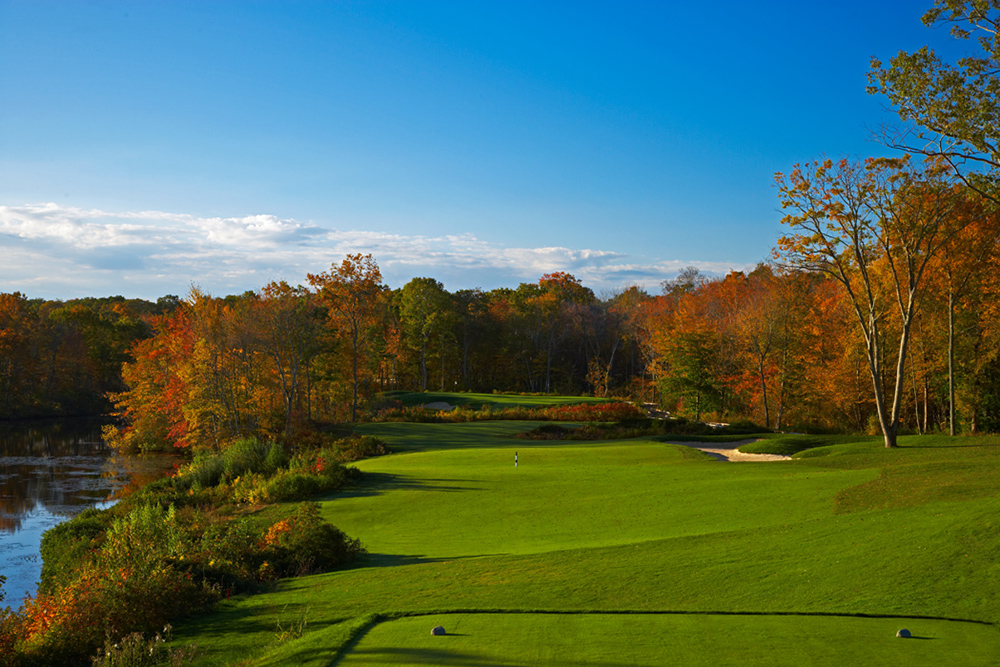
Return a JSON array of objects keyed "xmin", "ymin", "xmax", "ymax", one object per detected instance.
[
  {"xmin": 170, "ymin": 425, "xmax": 1000, "ymax": 666},
  {"xmin": 381, "ymin": 390, "xmax": 610, "ymax": 408},
  {"xmin": 738, "ymin": 434, "xmax": 877, "ymax": 456}
]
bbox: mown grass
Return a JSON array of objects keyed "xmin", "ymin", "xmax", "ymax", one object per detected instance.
[
  {"xmin": 169, "ymin": 414, "xmax": 1000, "ymax": 666},
  {"xmin": 381, "ymin": 390, "xmax": 610, "ymax": 408},
  {"xmin": 738, "ymin": 434, "xmax": 876, "ymax": 456},
  {"xmin": 334, "ymin": 613, "xmax": 998, "ymax": 667}
]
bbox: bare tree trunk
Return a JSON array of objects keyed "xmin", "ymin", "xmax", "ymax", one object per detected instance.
[
  {"xmin": 923, "ymin": 375, "xmax": 929, "ymax": 434},
  {"xmin": 948, "ymin": 290, "xmax": 956, "ymax": 436},
  {"xmin": 758, "ymin": 358, "xmax": 770, "ymax": 429}
]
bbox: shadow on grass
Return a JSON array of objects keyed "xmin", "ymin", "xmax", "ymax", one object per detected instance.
[
  {"xmin": 171, "ymin": 600, "xmax": 351, "ymax": 663},
  {"xmin": 350, "ymin": 552, "xmax": 495, "ymax": 570},
  {"xmin": 336, "ymin": 472, "xmax": 480, "ymax": 498},
  {"xmin": 337, "ymin": 645, "xmax": 657, "ymax": 666}
]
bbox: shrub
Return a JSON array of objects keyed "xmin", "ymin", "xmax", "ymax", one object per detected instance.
[
  {"xmin": 91, "ymin": 624, "xmax": 197, "ymax": 667},
  {"xmin": 541, "ymin": 402, "xmax": 645, "ymax": 422},
  {"xmin": 176, "ymin": 438, "xmax": 284, "ymax": 491},
  {"xmin": 263, "ymin": 472, "xmax": 326, "ymax": 502},
  {"xmin": 261, "ymin": 503, "xmax": 364, "ymax": 577},
  {"xmin": 718, "ymin": 420, "xmax": 771, "ymax": 435},
  {"xmin": 39, "ymin": 508, "xmax": 110, "ymax": 594},
  {"xmin": 9, "ymin": 433, "xmax": 365, "ymax": 666},
  {"xmin": 519, "ymin": 424, "xmax": 572, "ymax": 439},
  {"xmin": 334, "ymin": 435, "xmax": 391, "ymax": 462},
  {"xmin": 101, "ymin": 504, "xmax": 182, "ymax": 574},
  {"xmin": 14, "ymin": 564, "xmax": 210, "ymax": 666}
]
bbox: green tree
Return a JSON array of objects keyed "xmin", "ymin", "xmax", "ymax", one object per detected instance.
[
  {"xmin": 398, "ymin": 277, "xmax": 452, "ymax": 391},
  {"xmin": 869, "ymin": 0, "xmax": 1000, "ymax": 201}
]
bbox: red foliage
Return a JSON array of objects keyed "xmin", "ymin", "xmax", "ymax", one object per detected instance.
[{"xmin": 541, "ymin": 401, "xmax": 644, "ymax": 422}]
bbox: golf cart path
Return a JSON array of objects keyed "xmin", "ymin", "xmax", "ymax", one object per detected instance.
[{"xmin": 664, "ymin": 438, "xmax": 791, "ymax": 462}]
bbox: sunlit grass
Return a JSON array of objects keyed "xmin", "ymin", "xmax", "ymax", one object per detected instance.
[
  {"xmin": 333, "ymin": 613, "xmax": 999, "ymax": 667},
  {"xmin": 382, "ymin": 390, "xmax": 610, "ymax": 408},
  {"xmin": 170, "ymin": 418, "xmax": 1000, "ymax": 666}
]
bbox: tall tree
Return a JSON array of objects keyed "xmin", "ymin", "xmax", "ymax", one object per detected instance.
[
  {"xmin": 258, "ymin": 281, "xmax": 322, "ymax": 433},
  {"xmin": 397, "ymin": 277, "xmax": 452, "ymax": 392},
  {"xmin": 308, "ymin": 254, "xmax": 386, "ymax": 422},
  {"xmin": 776, "ymin": 156, "xmax": 964, "ymax": 447},
  {"xmin": 929, "ymin": 195, "xmax": 999, "ymax": 433}
]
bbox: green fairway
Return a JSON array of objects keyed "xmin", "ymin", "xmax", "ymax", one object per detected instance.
[{"xmin": 170, "ymin": 421, "xmax": 1000, "ymax": 666}]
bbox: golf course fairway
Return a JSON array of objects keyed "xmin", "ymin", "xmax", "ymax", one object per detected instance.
[{"xmin": 170, "ymin": 414, "xmax": 1000, "ymax": 665}]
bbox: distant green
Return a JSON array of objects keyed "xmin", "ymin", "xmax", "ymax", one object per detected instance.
[{"xmin": 382, "ymin": 390, "xmax": 610, "ymax": 408}]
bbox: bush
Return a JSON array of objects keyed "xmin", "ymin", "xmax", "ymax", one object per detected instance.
[
  {"xmin": 718, "ymin": 420, "xmax": 770, "ymax": 435},
  {"xmin": 14, "ymin": 564, "xmax": 210, "ymax": 666},
  {"xmin": 522, "ymin": 423, "xmax": 572, "ymax": 439},
  {"xmin": 334, "ymin": 435, "xmax": 391, "ymax": 462},
  {"xmin": 39, "ymin": 508, "xmax": 110, "ymax": 594},
  {"xmin": 175, "ymin": 438, "xmax": 285, "ymax": 491},
  {"xmin": 261, "ymin": 503, "xmax": 364, "ymax": 577},
  {"xmin": 263, "ymin": 472, "xmax": 327, "ymax": 502},
  {"xmin": 91, "ymin": 624, "xmax": 197, "ymax": 667},
  {"xmin": 541, "ymin": 402, "xmax": 645, "ymax": 422}
]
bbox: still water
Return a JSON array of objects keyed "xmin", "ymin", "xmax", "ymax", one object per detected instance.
[{"xmin": 0, "ymin": 420, "xmax": 174, "ymax": 608}]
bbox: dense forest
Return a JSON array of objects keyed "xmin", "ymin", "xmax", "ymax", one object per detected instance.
[
  {"xmin": 5, "ymin": 181, "xmax": 1000, "ymax": 446},
  {"xmin": 0, "ymin": 294, "xmax": 181, "ymax": 418}
]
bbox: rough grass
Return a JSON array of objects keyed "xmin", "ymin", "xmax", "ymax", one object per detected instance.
[{"xmin": 169, "ymin": 421, "xmax": 1000, "ymax": 666}]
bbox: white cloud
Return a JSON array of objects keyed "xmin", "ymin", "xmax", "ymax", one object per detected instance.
[{"xmin": 0, "ymin": 203, "xmax": 749, "ymax": 299}]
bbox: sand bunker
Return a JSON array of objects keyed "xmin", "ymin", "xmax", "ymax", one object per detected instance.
[
  {"xmin": 421, "ymin": 401, "xmax": 456, "ymax": 411},
  {"xmin": 664, "ymin": 439, "xmax": 791, "ymax": 462}
]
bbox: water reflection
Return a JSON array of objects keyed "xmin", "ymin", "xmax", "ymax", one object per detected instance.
[{"xmin": 0, "ymin": 420, "xmax": 175, "ymax": 607}]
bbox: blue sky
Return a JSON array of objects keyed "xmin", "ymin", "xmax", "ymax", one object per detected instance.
[{"xmin": 0, "ymin": 1, "xmax": 954, "ymax": 299}]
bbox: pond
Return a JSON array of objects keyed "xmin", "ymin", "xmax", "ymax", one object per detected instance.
[{"xmin": 0, "ymin": 420, "xmax": 175, "ymax": 608}]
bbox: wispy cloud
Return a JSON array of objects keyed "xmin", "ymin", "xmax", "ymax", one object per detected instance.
[{"xmin": 0, "ymin": 203, "xmax": 746, "ymax": 299}]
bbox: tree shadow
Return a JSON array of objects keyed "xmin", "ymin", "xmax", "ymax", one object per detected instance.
[
  {"xmin": 348, "ymin": 552, "xmax": 494, "ymax": 570},
  {"xmin": 333, "ymin": 472, "xmax": 479, "ymax": 498},
  {"xmin": 170, "ymin": 600, "xmax": 337, "ymax": 643},
  {"xmin": 337, "ymin": 646, "xmax": 660, "ymax": 666}
]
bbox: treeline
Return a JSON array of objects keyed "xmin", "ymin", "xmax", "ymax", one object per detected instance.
[
  {"xmin": 5, "ymin": 238, "xmax": 1000, "ymax": 445},
  {"xmin": 91, "ymin": 220, "xmax": 1000, "ymax": 452},
  {"xmin": 104, "ymin": 261, "xmax": 653, "ymax": 451},
  {"xmin": 0, "ymin": 294, "xmax": 181, "ymax": 419}
]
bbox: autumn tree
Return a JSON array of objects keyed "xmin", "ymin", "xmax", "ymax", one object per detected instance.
[
  {"xmin": 107, "ymin": 307, "xmax": 195, "ymax": 451},
  {"xmin": 308, "ymin": 254, "xmax": 387, "ymax": 422},
  {"xmin": 510, "ymin": 273, "xmax": 595, "ymax": 393},
  {"xmin": 257, "ymin": 281, "xmax": 322, "ymax": 433},
  {"xmin": 923, "ymin": 194, "xmax": 999, "ymax": 432},
  {"xmin": 776, "ymin": 156, "xmax": 965, "ymax": 447}
]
